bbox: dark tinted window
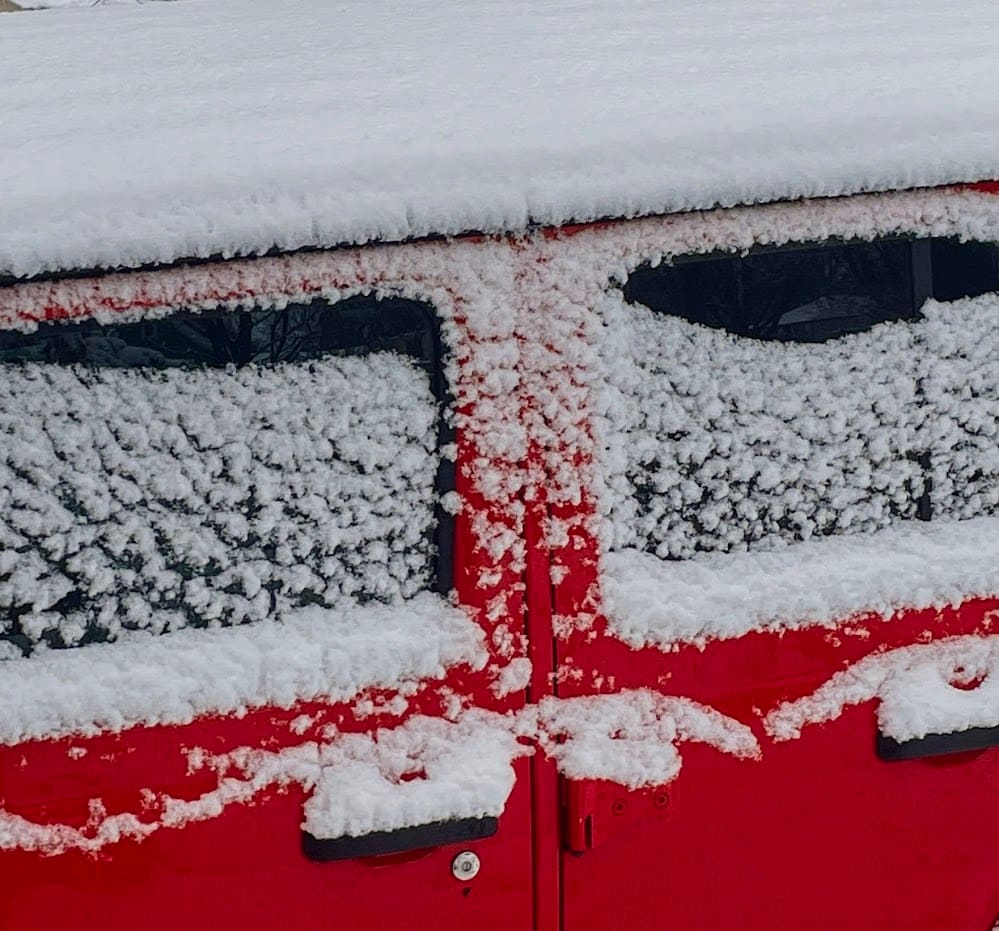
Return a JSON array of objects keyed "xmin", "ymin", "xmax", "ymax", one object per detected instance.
[
  {"xmin": 930, "ymin": 238, "xmax": 999, "ymax": 302},
  {"xmin": 626, "ymin": 236, "xmax": 999, "ymax": 343},
  {"xmin": 625, "ymin": 239, "xmax": 923, "ymax": 342},
  {"xmin": 0, "ymin": 296, "xmax": 452, "ymax": 657},
  {"xmin": 0, "ymin": 296, "xmax": 446, "ymax": 397}
]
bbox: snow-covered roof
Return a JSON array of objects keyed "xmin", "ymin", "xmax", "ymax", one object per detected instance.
[{"xmin": 4, "ymin": 0, "xmax": 999, "ymax": 280}]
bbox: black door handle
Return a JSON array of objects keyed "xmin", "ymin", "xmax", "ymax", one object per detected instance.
[
  {"xmin": 302, "ymin": 816, "xmax": 498, "ymax": 862},
  {"xmin": 877, "ymin": 724, "xmax": 999, "ymax": 761}
]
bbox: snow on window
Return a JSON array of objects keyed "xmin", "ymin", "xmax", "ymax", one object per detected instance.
[
  {"xmin": 598, "ymin": 291, "xmax": 923, "ymax": 559},
  {"xmin": 922, "ymin": 295, "xmax": 999, "ymax": 519},
  {"xmin": 764, "ymin": 634, "xmax": 999, "ymax": 744},
  {"xmin": 600, "ymin": 248, "xmax": 999, "ymax": 562},
  {"xmin": 0, "ymin": 298, "xmax": 443, "ymax": 656}
]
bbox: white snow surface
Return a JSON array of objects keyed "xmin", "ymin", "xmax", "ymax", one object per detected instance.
[
  {"xmin": 765, "ymin": 635, "xmax": 999, "ymax": 743},
  {"xmin": 302, "ymin": 711, "xmax": 525, "ymax": 840},
  {"xmin": 0, "ymin": 353, "xmax": 438, "ymax": 652},
  {"xmin": 4, "ymin": 0, "xmax": 999, "ymax": 277},
  {"xmin": 603, "ymin": 517, "xmax": 999, "ymax": 649},
  {"xmin": 536, "ymin": 690, "xmax": 759, "ymax": 789},
  {"xmin": 0, "ymin": 592, "xmax": 486, "ymax": 745}
]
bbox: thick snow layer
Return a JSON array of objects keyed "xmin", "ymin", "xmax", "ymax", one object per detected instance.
[
  {"xmin": 536, "ymin": 690, "xmax": 759, "ymax": 789},
  {"xmin": 602, "ymin": 518, "xmax": 999, "ymax": 648},
  {"xmin": 0, "ymin": 353, "xmax": 438, "ymax": 653},
  {"xmin": 765, "ymin": 635, "xmax": 999, "ymax": 743},
  {"xmin": 599, "ymin": 294, "xmax": 999, "ymax": 560},
  {"xmin": 303, "ymin": 712, "xmax": 524, "ymax": 840},
  {"xmin": 0, "ymin": 592, "xmax": 486, "ymax": 745},
  {"xmin": 4, "ymin": 1, "xmax": 999, "ymax": 277}
]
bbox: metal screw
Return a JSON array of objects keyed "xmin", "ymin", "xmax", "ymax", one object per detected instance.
[{"xmin": 451, "ymin": 850, "xmax": 480, "ymax": 881}]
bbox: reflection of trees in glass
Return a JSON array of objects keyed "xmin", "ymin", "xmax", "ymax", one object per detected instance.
[
  {"xmin": 0, "ymin": 297, "xmax": 438, "ymax": 374},
  {"xmin": 625, "ymin": 239, "xmax": 918, "ymax": 340}
]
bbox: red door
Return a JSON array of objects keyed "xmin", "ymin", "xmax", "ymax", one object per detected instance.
[
  {"xmin": 0, "ymin": 247, "xmax": 536, "ymax": 931},
  {"xmin": 543, "ymin": 211, "xmax": 999, "ymax": 931}
]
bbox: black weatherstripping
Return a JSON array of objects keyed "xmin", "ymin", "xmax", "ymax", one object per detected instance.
[
  {"xmin": 877, "ymin": 725, "xmax": 999, "ymax": 761},
  {"xmin": 302, "ymin": 816, "xmax": 498, "ymax": 861}
]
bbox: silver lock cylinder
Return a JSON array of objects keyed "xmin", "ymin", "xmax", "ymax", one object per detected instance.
[{"xmin": 451, "ymin": 850, "xmax": 480, "ymax": 881}]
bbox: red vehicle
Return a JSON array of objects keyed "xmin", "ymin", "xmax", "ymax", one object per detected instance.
[{"xmin": 3, "ymin": 4, "xmax": 999, "ymax": 930}]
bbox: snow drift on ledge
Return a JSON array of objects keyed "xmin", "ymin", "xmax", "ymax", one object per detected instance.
[
  {"xmin": 766, "ymin": 634, "xmax": 999, "ymax": 743},
  {"xmin": 602, "ymin": 517, "xmax": 999, "ymax": 649},
  {"xmin": 3, "ymin": 0, "xmax": 999, "ymax": 277},
  {"xmin": 0, "ymin": 593, "xmax": 486, "ymax": 746}
]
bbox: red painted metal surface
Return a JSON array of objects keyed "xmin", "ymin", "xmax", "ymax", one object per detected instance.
[
  {"xmin": 551, "ymin": 491, "xmax": 999, "ymax": 929},
  {"xmin": 5, "ymin": 180, "xmax": 999, "ymax": 930},
  {"xmin": 0, "ymin": 269, "xmax": 537, "ymax": 930}
]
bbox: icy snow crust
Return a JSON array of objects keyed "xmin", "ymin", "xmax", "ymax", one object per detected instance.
[
  {"xmin": 4, "ymin": 0, "xmax": 999, "ymax": 277},
  {"xmin": 0, "ymin": 354, "xmax": 438, "ymax": 653}
]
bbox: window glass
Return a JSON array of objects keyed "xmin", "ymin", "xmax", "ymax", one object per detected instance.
[
  {"xmin": 624, "ymin": 238, "xmax": 919, "ymax": 342},
  {"xmin": 0, "ymin": 296, "xmax": 449, "ymax": 657},
  {"xmin": 930, "ymin": 238, "xmax": 999, "ymax": 302},
  {"xmin": 610, "ymin": 235, "xmax": 999, "ymax": 560}
]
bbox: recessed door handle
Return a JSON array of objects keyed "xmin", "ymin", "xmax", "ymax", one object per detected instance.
[
  {"xmin": 302, "ymin": 816, "xmax": 498, "ymax": 862},
  {"xmin": 877, "ymin": 724, "xmax": 999, "ymax": 761}
]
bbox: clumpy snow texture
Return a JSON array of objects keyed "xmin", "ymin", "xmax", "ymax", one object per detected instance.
[
  {"xmin": 0, "ymin": 592, "xmax": 486, "ymax": 745},
  {"xmin": 599, "ymin": 295, "xmax": 922, "ymax": 559},
  {"xmin": 765, "ymin": 635, "xmax": 999, "ymax": 744},
  {"xmin": 303, "ymin": 711, "xmax": 525, "ymax": 840},
  {"xmin": 602, "ymin": 518, "xmax": 999, "ymax": 648},
  {"xmin": 0, "ymin": 354, "xmax": 438, "ymax": 654},
  {"xmin": 536, "ymin": 690, "xmax": 759, "ymax": 789},
  {"xmin": 600, "ymin": 293, "xmax": 999, "ymax": 560},
  {"xmin": 4, "ymin": 0, "xmax": 999, "ymax": 277},
  {"xmin": 922, "ymin": 296, "xmax": 999, "ymax": 519},
  {"xmin": 597, "ymin": 287, "xmax": 999, "ymax": 643}
]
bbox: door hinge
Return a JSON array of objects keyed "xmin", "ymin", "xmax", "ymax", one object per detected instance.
[{"xmin": 563, "ymin": 779, "xmax": 672, "ymax": 854}]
